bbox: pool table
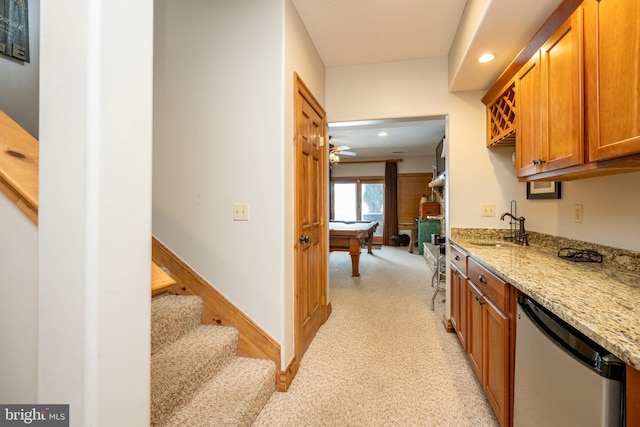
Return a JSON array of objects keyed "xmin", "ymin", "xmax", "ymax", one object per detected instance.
[{"xmin": 329, "ymin": 220, "xmax": 379, "ymax": 277}]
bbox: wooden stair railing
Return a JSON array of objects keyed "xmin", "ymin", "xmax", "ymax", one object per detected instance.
[
  {"xmin": 0, "ymin": 110, "xmax": 38, "ymax": 224},
  {"xmin": 0, "ymin": 109, "xmax": 173, "ymax": 294},
  {"xmin": 151, "ymin": 262, "xmax": 176, "ymax": 296}
]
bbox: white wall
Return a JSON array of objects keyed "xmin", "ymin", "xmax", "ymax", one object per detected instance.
[
  {"xmin": 0, "ymin": 194, "xmax": 38, "ymax": 403},
  {"xmin": 0, "ymin": 0, "xmax": 39, "ymax": 137},
  {"xmin": 39, "ymin": 1, "xmax": 153, "ymax": 424},
  {"xmin": 284, "ymin": 0, "xmax": 326, "ymax": 367},
  {"xmin": 326, "ymin": 57, "xmax": 512, "ymax": 233},
  {"xmin": 154, "ymin": 0, "xmax": 285, "ymax": 342},
  {"xmin": 154, "ymin": 0, "xmax": 325, "ymax": 368},
  {"xmin": 522, "ymin": 173, "xmax": 640, "ymax": 251},
  {"xmin": 0, "ymin": 9, "xmax": 41, "ymax": 400}
]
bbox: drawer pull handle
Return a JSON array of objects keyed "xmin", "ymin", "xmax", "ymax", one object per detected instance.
[
  {"xmin": 478, "ymin": 274, "xmax": 487, "ymax": 284},
  {"xmin": 454, "ymin": 255, "xmax": 460, "ymax": 261}
]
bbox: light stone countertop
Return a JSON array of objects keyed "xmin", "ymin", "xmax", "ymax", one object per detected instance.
[{"xmin": 449, "ymin": 228, "xmax": 640, "ymax": 370}]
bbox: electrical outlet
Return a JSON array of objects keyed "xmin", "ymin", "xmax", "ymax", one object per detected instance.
[
  {"xmin": 574, "ymin": 204, "xmax": 583, "ymax": 223},
  {"xmin": 233, "ymin": 203, "xmax": 249, "ymax": 221},
  {"xmin": 481, "ymin": 203, "xmax": 496, "ymax": 217}
]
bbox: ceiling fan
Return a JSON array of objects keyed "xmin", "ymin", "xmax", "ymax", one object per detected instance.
[
  {"xmin": 330, "ymin": 144, "xmax": 357, "ymax": 156},
  {"xmin": 329, "ymin": 137, "xmax": 357, "ymax": 165},
  {"xmin": 329, "ymin": 144, "xmax": 357, "ymax": 165}
]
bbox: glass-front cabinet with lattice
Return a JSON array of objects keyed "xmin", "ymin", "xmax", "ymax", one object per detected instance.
[{"xmin": 485, "ymin": 80, "xmax": 516, "ymax": 147}]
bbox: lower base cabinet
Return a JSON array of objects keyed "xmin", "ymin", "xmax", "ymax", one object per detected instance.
[
  {"xmin": 465, "ymin": 259, "xmax": 514, "ymax": 427},
  {"xmin": 628, "ymin": 365, "xmax": 640, "ymax": 426}
]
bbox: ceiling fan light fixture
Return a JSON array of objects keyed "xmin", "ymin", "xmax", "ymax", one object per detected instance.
[{"xmin": 329, "ymin": 151, "xmax": 340, "ymax": 164}]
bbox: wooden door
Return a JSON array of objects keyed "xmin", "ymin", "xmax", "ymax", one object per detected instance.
[
  {"xmin": 541, "ymin": 7, "xmax": 584, "ymax": 172},
  {"xmin": 294, "ymin": 74, "xmax": 327, "ymax": 361},
  {"xmin": 516, "ymin": 52, "xmax": 543, "ymax": 178},
  {"xmin": 585, "ymin": 0, "xmax": 640, "ymax": 161}
]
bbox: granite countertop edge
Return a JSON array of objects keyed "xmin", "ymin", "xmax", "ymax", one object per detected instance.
[{"xmin": 449, "ymin": 228, "xmax": 640, "ymax": 370}]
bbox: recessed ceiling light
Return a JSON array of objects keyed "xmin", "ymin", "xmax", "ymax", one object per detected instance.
[
  {"xmin": 378, "ymin": 132, "xmax": 387, "ymax": 137},
  {"xmin": 478, "ymin": 53, "xmax": 495, "ymax": 63}
]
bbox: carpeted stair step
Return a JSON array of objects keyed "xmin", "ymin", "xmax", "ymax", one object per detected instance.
[
  {"xmin": 163, "ymin": 356, "xmax": 276, "ymax": 427},
  {"xmin": 152, "ymin": 295, "xmax": 203, "ymax": 354},
  {"xmin": 151, "ymin": 324, "xmax": 238, "ymax": 427}
]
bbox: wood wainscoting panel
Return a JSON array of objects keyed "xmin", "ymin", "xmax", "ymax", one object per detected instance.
[{"xmin": 151, "ymin": 237, "xmax": 287, "ymax": 389}]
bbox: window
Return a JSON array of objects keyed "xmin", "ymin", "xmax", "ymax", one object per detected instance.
[{"xmin": 332, "ymin": 178, "xmax": 383, "ymax": 239}]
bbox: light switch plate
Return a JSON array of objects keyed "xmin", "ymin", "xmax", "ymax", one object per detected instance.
[
  {"xmin": 233, "ymin": 203, "xmax": 249, "ymax": 221},
  {"xmin": 481, "ymin": 203, "xmax": 496, "ymax": 217},
  {"xmin": 574, "ymin": 204, "xmax": 583, "ymax": 223}
]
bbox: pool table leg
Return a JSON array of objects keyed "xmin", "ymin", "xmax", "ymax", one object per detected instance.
[
  {"xmin": 349, "ymin": 238, "xmax": 361, "ymax": 277},
  {"xmin": 366, "ymin": 233, "xmax": 374, "ymax": 254}
]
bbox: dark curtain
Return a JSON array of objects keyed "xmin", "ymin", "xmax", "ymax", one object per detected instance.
[{"xmin": 383, "ymin": 161, "xmax": 399, "ymax": 246}]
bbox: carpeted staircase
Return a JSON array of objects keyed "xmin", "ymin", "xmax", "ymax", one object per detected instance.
[{"xmin": 151, "ymin": 295, "xmax": 276, "ymax": 426}]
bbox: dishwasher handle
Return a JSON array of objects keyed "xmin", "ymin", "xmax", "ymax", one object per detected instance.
[{"xmin": 517, "ymin": 294, "xmax": 624, "ymax": 380}]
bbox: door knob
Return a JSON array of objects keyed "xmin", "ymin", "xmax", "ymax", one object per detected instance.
[{"xmin": 299, "ymin": 235, "xmax": 310, "ymax": 243}]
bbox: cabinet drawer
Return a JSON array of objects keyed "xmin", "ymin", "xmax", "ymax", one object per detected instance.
[
  {"xmin": 450, "ymin": 244, "xmax": 467, "ymax": 274},
  {"xmin": 468, "ymin": 257, "xmax": 509, "ymax": 313}
]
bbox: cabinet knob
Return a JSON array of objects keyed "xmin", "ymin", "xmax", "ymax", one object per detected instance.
[
  {"xmin": 454, "ymin": 255, "xmax": 460, "ymax": 261},
  {"xmin": 475, "ymin": 295, "xmax": 485, "ymax": 305},
  {"xmin": 298, "ymin": 235, "xmax": 310, "ymax": 244},
  {"xmin": 539, "ymin": 158, "xmax": 546, "ymax": 164},
  {"xmin": 532, "ymin": 159, "xmax": 539, "ymax": 165},
  {"xmin": 478, "ymin": 274, "xmax": 487, "ymax": 284}
]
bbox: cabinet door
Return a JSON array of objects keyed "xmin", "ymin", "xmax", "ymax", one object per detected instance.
[
  {"xmin": 585, "ymin": 0, "xmax": 640, "ymax": 161},
  {"xmin": 516, "ymin": 52, "xmax": 543, "ymax": 178},
  {"xmin": 451, "ymin": 265, "xmax": 469, "ymax": 350},
  {"xmin": 483, "ymin": 298, "xmax": 510, "ymax": 427},
  {"xmin": 450, "ymin": 265, "xmax": 460, "ymax": 332},
  {"xmin": 456, "ymin": 273, "xmax": 467, "ymax": 350},
  {"xmin": 467, "ymin": 281, "xmax": 484, "ymax": 382},
  {"xmin": 541, "ymin": 7, "xmax": 584, "ymax": 172}
]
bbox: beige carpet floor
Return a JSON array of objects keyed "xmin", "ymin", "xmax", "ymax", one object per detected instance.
[{"xmin": 253, "ymin": 245, "xmax": 499, "ymax": 426}]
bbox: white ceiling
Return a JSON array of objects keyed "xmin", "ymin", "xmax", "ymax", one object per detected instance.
[
  {"xmin": 291, "ymin": 0, "xmax": 467, "ymax": 68},
  {"xmin": 292, "ymin": 0, "xmax": 563, "ymax": 161},
  {"xmin": 328, "ymin": 117, "xmax": 446, "ymax": 160}
]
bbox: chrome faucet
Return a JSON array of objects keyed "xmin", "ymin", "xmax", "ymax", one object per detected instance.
[{"xmin": 500, "ymin": 212, "xmax": 529, "ymax": 246}]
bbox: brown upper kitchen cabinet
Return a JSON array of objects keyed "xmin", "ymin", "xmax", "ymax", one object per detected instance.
[
  {"xmin": 584, "ymin": 0, "xmax": 640, "ymax": 161},
  {"xmin": 484, "ymin": 0, "xmax": 640, "ymax": 181},
  {"xmin": 516, "ymin": 7, "xmax": 584, "ymax": 178},
  {"xmin": 515, "ymin": 52, "xmax": 542, "ymax": 177}
]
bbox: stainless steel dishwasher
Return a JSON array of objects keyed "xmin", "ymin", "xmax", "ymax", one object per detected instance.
[{"xmin": 514, "ymin": 294, "xmax": 625, "ymax": 426}]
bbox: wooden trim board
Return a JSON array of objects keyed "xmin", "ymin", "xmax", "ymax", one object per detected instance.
[
  {"xmin": 0, "ymin": 110, "xmax": 39, "ymax": 224},
  {"xmin": 151, "ymin": 237, "xmax": 289, "ymax": 390}
]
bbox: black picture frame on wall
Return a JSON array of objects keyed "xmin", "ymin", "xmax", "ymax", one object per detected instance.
[
  {"xmin": 527, "ymin": 181, "xmax": 562, "ymax": 199},
  {"xmin": 0, "ymin": 0, "xmax": 30, "ymax": 62}
]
